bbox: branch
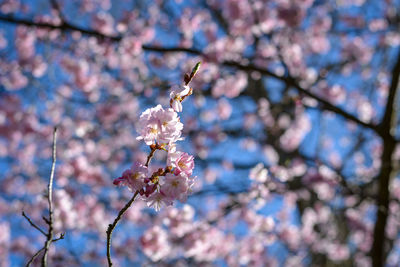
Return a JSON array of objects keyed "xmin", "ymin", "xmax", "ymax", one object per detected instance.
[
  {"xmin": 223, "ymin": 61, "xmax": 379, "ymax": 132},
  {"xmin": 26, "ymin": 247, "xmax": 44, "ymax": 267},
  {"xmin": 142, "ymin": 44, "xmax": 201, "ymax": 54},
  {"xmin": 41, "ymin": 127, "xmax": 58, "ymax": 267},
  {"xmin": 25, "ymin": 233, "xmax": 65, "ymax": 267},
  {"xmin": 0, "ymin": 14, "xmax": 122, "ymax": 41},
  {"xmin": 106, "ymin": 62, "xmax": 201, "ymax": 266},
  {"xmin": 105, "ymin": 142, "xmax": 162, "ymax": 266},
  {"xmin": 23, "ymin": 128, "xmax": 62, "ymax": 267},
  {"xmin": 145, "ymin": 146, "xmax": 157, "ymax": 167},
  {"xmin": 379, "ymin": 49, "xmax": 400, "ymax": 135},
  {"xmin": 0, "ymin": 13, "xmax": 380, "ymax": 132},
  {"xmin": 370, "ymin": 49, "xmax": 400, "ymax": 267},
  {"xmin": 106, "ymin": 190, "xmax": 139, "ymax": 267},
  {"xmin": 22, "ymin": 211, "xmax": 46, "ymax": 236}
]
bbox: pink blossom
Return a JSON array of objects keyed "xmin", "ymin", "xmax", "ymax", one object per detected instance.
[
  {"xmin": 212, "ymin": 71, "xmax": 248, "ymax": 98},
  {"xmin": 15, "ymin": 26, "xmax": 36, "ymax": 62},
  {"xmin": 160, "ymin": 173, "xmax": 190, "ymax": 201},
  {"xmin": 0, "ymin": 221, "xmax": 9, "ymax": 267},
  {"xmin": 92, "ymin": 12, "xmax": 115, "ymax": 36},
  {"xmin": 155, "ymin": 107, "xmax": 183, "ymax": 144},
  {"xmin": 136, "ymin": 105, "xmax": 183, "ymax": 145},
  {"xmin": 145, "ymin": 192, "xmax": 173, "ymax": 212},
  {"xmin": 280, "ymin": 110, "xmax": 311, "ymax": 152},
  {"xmin": 53, "ymin": 189, "xmax": 78, "ymax": 231},
  {"xmin": 163, "ymin": 205, "xmax": 195, "ymax": 238},
  {"xmin": 140, "ymin": 225, "xmax": 171, "ymax": 261},
  {"xmin": 184, "ymin": 224, "xmax": 233, "ymax": 262},
  {"xmin": 249, "ymin": 163, "xmax": 268, "ymax": 183},
  {"xmin": 327, "ymin": 243, "xmax": 350, "ymax": 261},
  {"xmin": 1, "ymin": 68, "xmax": 27, "ymax": 91},
  {"xmin": 0, "ymin": 0, "xmax": 20, "ymax": 14},
  {"xmin": 170, "ymin": 152, "xmax": 194, "ymax": 176},
  {"xmin": 217, "ymin": 98, "xmax": 232, "ymax": 120},
  {"xmin": 237, "ymin": 235, "xmax": 267, "ymax": 266},
  {"xmin": 120, "ymin": 36, "xmax": 142, "ymax": 57},
  {"xmin": 113, "ymin": 162, "xmax": 147, "ymax": 192}
]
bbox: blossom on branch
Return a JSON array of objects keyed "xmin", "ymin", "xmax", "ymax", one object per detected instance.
[
  {"xmin": 160, "ymin": 172, "xmax": 191, "ymax": 201},
  {"xmin": 113, "ymin": 162, "xmax": 148, "ymax": 192},
  {"xmin": 136, "ymin": 105, "xmax": 183, "ymax": 145},
  {"xmin": 170, "ymin": 85, "xmax": 191, "ymax": 112},
  {"xmin": 171, "ymin": 152, "xmax": 195, "ymax": 176}
]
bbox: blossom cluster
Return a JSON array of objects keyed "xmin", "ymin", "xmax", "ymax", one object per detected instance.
[{"xmin": 113, "ymin": 83, "xmax": 196, "ymax": 211}]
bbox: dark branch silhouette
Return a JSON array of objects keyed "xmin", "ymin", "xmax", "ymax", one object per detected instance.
[
  {"xmin": 370, "ymin": 49, "xmax": 400, "ymax": 267},
  {"xmin": 0, "ymin": 13, "xmax": 377, "ymax": 132}
]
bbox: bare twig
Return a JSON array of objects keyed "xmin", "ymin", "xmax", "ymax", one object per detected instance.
[
  {"xmin": 23, "ymin": 127, "xmax": 61, "ymax": 267},
  {"xmin": 26, "ymin": 247, "xmax": 44, "ymax": 267},
  {"xmin": 25, "ymin": 233, "xmax": 65, "ymax": 267},
  {"xmin": 145, "ymin": 146, "xmax": 157, "ymax": 167},
  {"xmin": 53, "ymin": 232, "xmax": 65, "ymax": 242},
  {"xmin": 41, "ymin": 127, "xmax": 58, "ymax": 266},
  {"xmin": 106, "ymin": 190, "xmax": 139, "ymax": 267},
  {"xmin": 22, "ymin": 211, "xmax": 46, "ymax": 236},
  {"xmin": 105, "ymin": 143, "xmax": 157, "ymax": 266}
]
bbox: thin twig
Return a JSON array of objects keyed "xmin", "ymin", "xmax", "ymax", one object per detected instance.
[
  {"xmin": 23, "ymin": 127, "xmax": 60, "ymax": 267},
  {"xmin": 41, "ymin": 127, "xmax": 57, "ymax": 267},
  {"xmin": 26, "ymin": 247, "xmax": 44, "ymax": 267},
  {"xmin": 25, "ymin": 233, "xmax": 65, "ymax": 267},
  {"xmin": 106, "ymin": 190, "xmax": 139, "ymax": 267},
  {"xmin": 145, "ymin": 146, "xmax": 157, "ymax": 167},
  {"xmin": 106, "ymin": 143, "xmax": 157, "ymax": 266},
  {"xmin": 53, "ymin": 233, "xmax": 65, "ymax": 242},
  {"xmin": 22, "ymin": 211, "xmax": 46, "ymax": 236}
]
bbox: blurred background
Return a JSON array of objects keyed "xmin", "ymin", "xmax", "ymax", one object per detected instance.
[{"xmin": 0, "ymin": 0, "xmax": 400, "ymax": 266}]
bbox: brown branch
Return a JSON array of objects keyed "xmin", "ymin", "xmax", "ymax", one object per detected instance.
[
  {"xmin": 106, "ymin": 190, "xmax": 139, "ymax": 267},
  {"xmin": 142, "ymin": 44, "xmax": 201, "ymax": 55},
  {"xmin": 145, "ymin": 145, "xmax": 157, "ymax": 167},
  {"xmin": 22, "ymin": 211, "xmax": 46, "ymax": 236},
  {"xmin": 0, "ymin": 14, "xmax": 122, "ymax": 41},
  {"xmin": 370, "ymin": 49, "xmax": 400, "ymax": 267},
  {"xmin": 0, "ymin": 13, "xmax": 381, "ymax": 133},
  {"xmin": 25, "ymin": 233, "xmax": 65, "ymax": 267},
  {"xmin": 223, "ymin": 61, "xmax": 379, "ymax": 132},
  {"xmin": 26, "ymin": 247, "xmax": 44, "ymax": 267}
]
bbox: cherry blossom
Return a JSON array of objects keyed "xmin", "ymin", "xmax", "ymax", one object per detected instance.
[
  {"xmin": 113, "ymin": 162, "xmax": 148, "ymax": 192},
  {"xmin": 1, "ymin": 0, "xmax": 400, "ymax": 266},
  {"xmin": 136, "ymin": 105, "xmax": 183, "ymax": 145}
]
